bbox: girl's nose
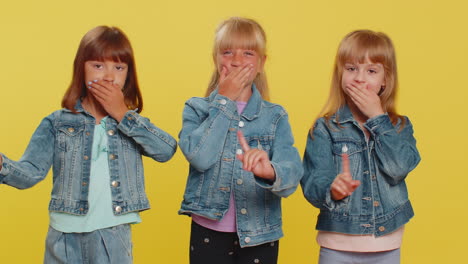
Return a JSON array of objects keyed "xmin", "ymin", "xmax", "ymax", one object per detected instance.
[
  {"xmin": 354, "ymin": 71, "xmax": 365, "ymax": 83},
  {"xmin": 102, "ymin": 71, "xmax": 114, "ymax": 83},
  {"xmin": 231, "ymin": 53, "xmax": 242, "ymax": 67}
]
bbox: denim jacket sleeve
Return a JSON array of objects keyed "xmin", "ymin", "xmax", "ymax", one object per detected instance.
[
  {"xmin": 300, "ymin": 120, "xmax": 346, "ymax": 210},
  {"xmin": 117, "ymin": 110, "xmax": 177, "ymax": 162},
  {"xmin": 255, "ymin": 112, "xmax": 303, "ymax": 198},
  {"xmin": 0, "ymin": 114, "xmax": 56, "ymax": 189},
  {"xmin": 364, "ymin": 114, "xmax": 421, "ymax": 185},
  {"xmin": 178, "ymin": 94, "xmax": 237, "ymax": 172}
]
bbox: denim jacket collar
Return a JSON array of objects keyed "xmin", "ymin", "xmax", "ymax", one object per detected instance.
[
  {"xmin": 210, "ymin": 84, "xmax": 262, "ymax": 121},
  {"xmin": 332, "ymin": 104, "xmax": 354, "ymax": 124},
  {"xmin": 62, "ymin": 99, "xmax": 86, "ymax": 113}
]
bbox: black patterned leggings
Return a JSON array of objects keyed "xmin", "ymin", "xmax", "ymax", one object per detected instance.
[{"xmin": 189, "ymin": 221, "xmax": 279, "ymax": 264}]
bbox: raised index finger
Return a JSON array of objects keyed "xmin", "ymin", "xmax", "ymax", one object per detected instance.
[
  {"xmin": 341, "ymin": 153, "xmax": 350, "ymax": 175},
  {"xmin": 237, "ymin": 130, "xmax": 250, "ymax": 152}
]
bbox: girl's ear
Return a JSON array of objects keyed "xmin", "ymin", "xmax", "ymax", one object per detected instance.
[{"xmin": 378, "ymin": 85, "xmax": 385, "ymax": 96}]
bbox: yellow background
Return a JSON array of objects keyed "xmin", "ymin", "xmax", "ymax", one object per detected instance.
[{"xmin": 0, "ymin": 0, "xmax": 466, "ymax": 263}]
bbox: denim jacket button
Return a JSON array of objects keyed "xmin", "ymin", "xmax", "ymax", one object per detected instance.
[
  {"xmin": 109, "ymin": 154, "xmax": 116, "ymax": 160},
  {"xmin": 244, "ymin": 237, "xmax": 251, "ymax": 243},
  {"xmin": 85, "ymin": 132, "xmax": 90, "ymax": 136},
  {"xmin": 115, "ymin": 206, "xmax": 122, "ymax": 213},
  {"xmin": 107, "ymin": 130, "xmax": 115, "ymax": 136},
  {"xmin": 220, "ymin": 99, "xmax": 227, "ymax": 105},
  {"xmin": 111, "ymin": 181, "xmax": 119, "ymax": 187},
  {"xmin": 83, "ymin": 155, "xmax": 89, "ymax": 160},
  {"xmin": 236, "ymin": 179, "xmax": 243, "ymax": 185},
  {"xmin": 240, "ymin": 208, "xmax": 247, "ymax": 214},
  {"xmin": 373, "ymin": 201, "xmax": 380, "ymax": 207},
  {"xmin": 379, "ymin": 226, "xmax": 385, "ymax": 232},
  {"xmin": 238, "ymin": 121, "xmax": 245, "ymax": 127},
  {"xmin": 236, "ymin": 149, "xmax": 243, "ymax": 155},
  {"xmin": 67, "ymin": 127, "xmax": 75, "ymax": 133}
]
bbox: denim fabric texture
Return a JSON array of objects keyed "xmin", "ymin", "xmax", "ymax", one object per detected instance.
[
  {"xmin": 301, "ymin": 105, "xmax": 420, "ymax": 236},
  {"xmin": 44, "ymin": 224, "xmax": 133, "ymax": 264},
  {"xmin": 178, "ymin": 86, "xmax": 303, "ymax": 247},
  {"xmin": 0, "ymin": 100, "xmax": 177, "ymax": 216}
]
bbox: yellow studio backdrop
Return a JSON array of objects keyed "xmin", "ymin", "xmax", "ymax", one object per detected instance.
[{"xmin": 0, "ymin": 0, "xmax": 466, "ymax": 263}]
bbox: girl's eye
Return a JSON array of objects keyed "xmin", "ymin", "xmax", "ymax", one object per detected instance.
[
  {"xmin": 116, "ymin": 65, "xmax": 126, "ymax": 71},
  {"xmin": 245, "ymin": 51, "xmax": 255, "ymax": 56},
  {"xmin": 368, "ymin": 69, "xmax": 377, "ymax": 74},
  {"xmin": 346, "ymin": 67, "xmax": 356, "ymax": 72},
  {"xmin": 94, "ymin": 64, "xmax": 103, "ymax": 69},
  {"xmin": 222, "ymin": 50, "xmax": 232, "ymax": 55}
]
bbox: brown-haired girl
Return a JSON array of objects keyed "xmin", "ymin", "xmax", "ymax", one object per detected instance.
[{"xmin": 0, "ymin": 26, "xmax": 177, "ymax": 263}]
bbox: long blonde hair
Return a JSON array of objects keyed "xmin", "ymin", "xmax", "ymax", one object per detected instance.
[
  {"xmin": 317, "ymin": 29, "xmax": 405, "ymax": 129},
  {"xmin": 205, "ymin": 17, "xmax": 269, "ymax": 100}
]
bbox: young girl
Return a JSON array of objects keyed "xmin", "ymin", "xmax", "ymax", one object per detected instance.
[
  {"xmin": 0, "ymin": 26, "xmax": 177, "ymax": 263},
  {"xmin": 301, "ymin": 30, "xmax": 421, "ymax": 264},
  {"xmin": 178, "ymin": 17, "xmax": 303, "ymax": 264}
]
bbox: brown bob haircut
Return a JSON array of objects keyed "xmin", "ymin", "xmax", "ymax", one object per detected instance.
[{"xmin": 61, "ymin": 26, "xmax": 143, "ymax": 113}]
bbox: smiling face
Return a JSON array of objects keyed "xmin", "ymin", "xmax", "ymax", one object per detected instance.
[
  {"xmin": 341, "ymin": 57, "xmax": 386, "ymax": 95},
  {"xmin": 84, "ymin": 60, "xmax": 128, "ymax": 90}
]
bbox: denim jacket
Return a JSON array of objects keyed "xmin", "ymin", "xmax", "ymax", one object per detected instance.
[
  {"xmin": 178, "ymin": 86, "xmax": 303, "ymax": 247},
  {"xmin": 0, "ymin": 100, "xmax": 177, "ymax": 215},
  {"xmin": 301, "ymin": 105, "xmax": 420, "ymax": 237}
]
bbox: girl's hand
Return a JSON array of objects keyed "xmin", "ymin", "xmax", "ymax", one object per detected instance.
[
  {"xmin": 331, "ymin": 154, "xmax": 360, "ymax": 200},
  {"xmin": 346, "ymin": 83, "xmax": 384, "ymax": 119},
  {"xmin": 236, "ymin": 130, "xmax": 275, "ymax": 181},
  {"xmin": 218, "ymin": 64, "xmax": 254, "ymax": 101},
  {"xmin": 88, "ymin": 80, "xmax": 128, "ymax": 122}
]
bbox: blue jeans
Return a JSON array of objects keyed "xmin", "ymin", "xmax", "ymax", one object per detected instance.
[
  {"xmin": 44, "ymin": 224, "xmax": 133, "ymax": 264},
  {"xmin": 319, "ymin": 247, "xmax": 400, "ymax": 264}
]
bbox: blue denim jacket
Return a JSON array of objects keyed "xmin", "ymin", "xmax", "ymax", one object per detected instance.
[
  {"xmin": 178, "ymin": 86, "xmax": 303, "ymax": 247},
  {"xmin": 301, "ymin": 105, "xmax": 420, "ymax": 236},
  {"xmin": 0, "ymin": 100, "xmax": 177, "ymax": 215}
]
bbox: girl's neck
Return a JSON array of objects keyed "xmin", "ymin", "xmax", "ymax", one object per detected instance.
[{"xmin": 82, "ymin": 95, "xmax": 107, "ymax": 124}]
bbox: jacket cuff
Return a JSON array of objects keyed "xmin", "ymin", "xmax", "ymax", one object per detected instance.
[
  {"xmin": 117, "ymin": 110, "xmax": 141, "ymax": 133},
  {"xmin": 364, "ymin": 113, "xmax": 394, "ymax": 136},
  {"xmin": 254, "ymin": 163, "xmax": 281, "ymax": 190},
  {"xmin": 210, "ymin": 94, "xmax": 237, "ymax": 119},
  {"xmin": 0, "ymin": 154, "xmax": 10, "ymax": 180},
  {"xmin": 324, "ymin": 186, "xmax": 349, "ymax": 210}
]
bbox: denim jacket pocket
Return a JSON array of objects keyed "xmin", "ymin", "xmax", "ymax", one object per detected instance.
[
  {"xmin": 330, "ymin": 139, "xmax": 365, "ymax": 214},
  {"xmin": 57, "ymin": 125, "xmax": 85, "ymax": 151},
  {"xmin": 246, "ymin": 136, "xmax": 273, "ymax": 154}
]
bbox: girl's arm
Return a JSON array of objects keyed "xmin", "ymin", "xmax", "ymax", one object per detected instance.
[
  {"xmin": 253, "ymin": 112, "xmax": 303, "ymax": 198},
  {"xmin": 301, "ymin": 121, "xmax": 344, "ymax": 210},
  {"xmin": 117, "ymin": 110, "xmax": 177, "ymax": 162},
  {"xmin": 178, "ymin": 95, "xmax": 237, "ymax": 172},
  {"xmin": 0, "ymin": 115, "xmax": 55, "ymax": 189},
  {"xmin": 364, "ymin": 114, "xmax": 421, "ymax": 185}
]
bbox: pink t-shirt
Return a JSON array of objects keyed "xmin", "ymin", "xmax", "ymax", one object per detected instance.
[
  {"xmin": 192, "ymin": 101, "xmax": 248, "ymax": 232},
  {"xmin": 317, "ymin": 227, "xmax": 404, "ymax": 252}
]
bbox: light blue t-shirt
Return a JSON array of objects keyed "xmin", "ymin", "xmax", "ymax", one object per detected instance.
[{"xmin": 50, "ymin": 117, "xmax": 141, "ymax": 233}]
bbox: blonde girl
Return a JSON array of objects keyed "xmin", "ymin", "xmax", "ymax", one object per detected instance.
[
  {"xmin": 301, "ymin": 30, "xmax": 421, "ymax": 264},
  {"xmin": 178, "ymin": 17, "xmax": 303, "ymax": 264}
]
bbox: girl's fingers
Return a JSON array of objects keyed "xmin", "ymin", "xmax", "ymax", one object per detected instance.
[
  {"xmin": 341, "ymin": 154, "xmax": 350, "ymax": 174},
  {"xmin": 237, "ymin": 130, "xmax": 250, "ymax": 152}
]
